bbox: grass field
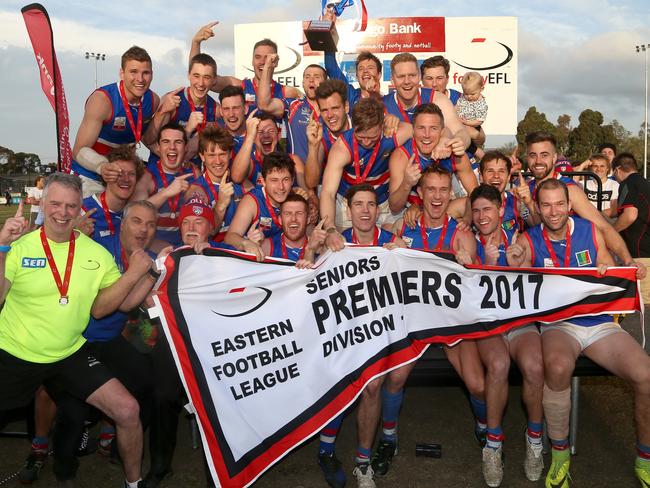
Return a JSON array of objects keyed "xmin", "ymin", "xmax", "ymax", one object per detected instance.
[{"xmin": 0, "ymin": 202, "xmax": 33, "ymax": 227}]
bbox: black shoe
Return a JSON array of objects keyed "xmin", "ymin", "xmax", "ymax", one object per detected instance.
[
  {"xmin": 18, "ymin": 450, "xmax": 48, "ymax": 484},
  {"xmin": 371, "ymin": 440, "xmax": 397, "ymax": 477},
  {"xmin": 317, "ymin": 451, "xmax": 346, "ymax": 488}
]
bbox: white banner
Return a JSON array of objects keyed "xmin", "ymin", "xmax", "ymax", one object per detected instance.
[
  {"xmin": 154, "ymin": 247, "xmax": 639, "ymax": 487},
  {"xmin": 234, "ymin": 16, "xmax": 517, "ymax": 135}
]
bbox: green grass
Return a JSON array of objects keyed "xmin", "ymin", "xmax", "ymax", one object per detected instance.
[{"xmin": 0, "ymin": 203, "xmax": 34, "ymax": 226}]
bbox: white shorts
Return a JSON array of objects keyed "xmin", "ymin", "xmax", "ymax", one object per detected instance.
[
  {"xmin": 540, "ymin": 321, "xmax": 624, "ymax": 351},
  {"xmin": 503, "ymin": 323, "xmax": 539, "ymax": 343},
  {"xmin": 334, "ymin": 194, "xmax": 403, "ymax": 231}
]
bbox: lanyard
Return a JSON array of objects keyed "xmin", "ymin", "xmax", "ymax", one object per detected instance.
[
  {"xmin": 204, "ymin": 171, "xmax": 221, "ymax": 206},
  {"xmin": 351, "ymin": 135, "xmax": 381, "ymax": 184},
  {"xmin": 157, "ymin": 161, "xmax": 181, "ymax": 217},
  {"xmin": 263, "ymin": 189, "xmax": 281, "ymax": 228},
  {"xmin": 118, "ymin": 81, "xmax": 143, "ymax": 145},
  {"xmin": 395, "ymin": 90, "xmax": 420, "ymax": 122},
  {"xmin": 281, "ymin": 234, "xmax": 306, "ymax": 260},
  {"xmin": 99, "ymin": 192, "xmax": 116, "ymax": 235},
  {"xmin": 187, "ymin": 87, "xmax": 207, "ymax": 132},
  {"xmin": 541, "ymin": 224, "xmax": 571, "ymax": 267},
  {"xmin": 40, "ymin": 227, "xmax": 75, "ymax": 306},
  {"xmin": 420, "ymin": 214, "xmax": 449, "ymax": 251},
  {"xmin": 352, "ymin": 226, "xmax": 379, "ymax": 245},
  {"xmin": 479, "ymin": 229, "xmax": 509, "ymax": 250}
]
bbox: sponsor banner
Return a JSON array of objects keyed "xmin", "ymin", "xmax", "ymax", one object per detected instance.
[
  {"xmin": 234, "ymin": 16, "xmax": 517, "ymax": 135},
  {"xmin": 21, "ymin": 3, "xmax": 73, "ymax": 172},
  {"xmin": 154, "ymin": 247, "xmax": 639, "ymax": 487}
]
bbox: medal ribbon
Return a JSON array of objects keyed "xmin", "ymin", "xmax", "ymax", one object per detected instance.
[
  {"xmin": 395, "ymin": 90, "xmax": 421, "ymax": 122},
  {"xmin": 281, "ymin": 234, "xmax": 306, "ymax": 260},
  {"xmin": 157, "ymin": 161, "xmax": 181, "ymax": 216},
  {"xmin": 420, "ymin": 214, "xmax": 449, "ymax": 251},
  {"xmin": 263, "ymin": 189, "xmax": 282, "ymax": 228},
  {"xmin": 541, "ymin": 223, "xmax": 571, "ymax": 268},
  {"xmin": 40, "ymin": 227, "xmax": 75, "ymax": 303},
  {"xmin": 118, "ymin": 81, "xmax": 143, "ymax": 144},
  {"xmin": 352, "ymin": 135, "xmax": 381, "ymax": 184},
  {"xmin": 99, "ymin": 192, "xmax": 116, "ymax": 235},
  {"xmin": 352, "ymin": 226, "xmax": 379, "ymax": 245},
  {"xmin": 187, "ymin": 87, "xmax": 207, "ymax": 132}
]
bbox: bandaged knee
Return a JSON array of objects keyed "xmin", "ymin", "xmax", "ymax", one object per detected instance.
[{"xmin": 543, "ymin": 384, "xmax": 571, "ymax": 441}]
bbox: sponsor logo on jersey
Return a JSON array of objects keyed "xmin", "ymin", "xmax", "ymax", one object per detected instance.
[
  {"xmin": 575, "ymin": 250, "xmax": 592, "ymax": 266},
  {"xmin": 113, "ymin": 116, "xmax": 126, "ymax": 131},
  {"xmin": 22, "ymin": 257, "xmax": 46, "ymax": 268}
]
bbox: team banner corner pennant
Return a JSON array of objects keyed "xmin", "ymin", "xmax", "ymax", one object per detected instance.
[{"xmin": 154, "ymin": 246, "xmax": 640, "ymax": 487}]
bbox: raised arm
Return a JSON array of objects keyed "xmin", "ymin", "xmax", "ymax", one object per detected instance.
[
  {"xmin": 319, "ymin": 138, "xmax": 349, "ymax": 230},
  {"xmin": 256, "ymin": 54, "xmax": 287, "ymax": 118},
  {"xmin": 189, "ymin": 21, "xmax": 241, "ymax": 93}
]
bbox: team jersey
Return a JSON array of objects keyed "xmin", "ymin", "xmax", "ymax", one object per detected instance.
[
  {"xmin": 501, "ymin": 190, "xmax": 523, "ymax": 233},
  {"xmin": 147, "ymin": 162, "xmax": 197, "ymax": 247},
  {"xmin": 446, "ymin": 88, "xmax": 462, "ymax": 106},
  {"xmin": 399, "ymin": 214, "xmax": 458, "ymax": 251},
  {"xmin": 242, "ymin": 78, "xmax": 286, "ymax": 116},
  {"xmin": 0, "ymin": 231, "xmax": 121, "ymax": 363},
  {"xmin": 82, "ymin": 192, "xmax": 123, "ymax": 247},
  {"xmin": 398, "ymin": 139, "xmax": 456, "ymax": 207},
  {"xmin": 338, "ymin": 129, "xmax": 398, "ymax": 204},
  {"xmin": 267, "ymin": 233, "xmax": 307, "ymax": 261},
  {"xmin": 192, "ymin": 174, "xmax": 246, "ymax": 241},
  {"xmin": 172, "ymin": 88, "xmax": 219, "ymax": 132},
  {"xmin": 476, "ymin": 228, "xmax": 516, "ymax": 266},
  {"xmin": 284, "ymin": 97, "xmax": 319, "ymax": 161},
  {"xmin": 214, "ymin": 119, "xmax": 247, "ymax": 156},
  {"xmin": 525, "ymin": 216, "xmax": 611, "ymax": 326},
  {"xmin": 72, "ymin": 81, "xmax": 155, "ymax": 181},
  {"xmin": 248, "ymin": 186, "xmax": 282, "ymax": 238},
  {"xmin": 382, "ymin": 88, "xmax": 436, "ymax": 123},
  {"xmin": 342, "ymin": 226, "xmax": 397, "ymax": 246}
]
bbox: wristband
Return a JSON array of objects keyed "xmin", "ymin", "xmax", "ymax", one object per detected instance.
[
  {"xmin": 0, "ymin": 245, "xmax": 11, "ymax": 253},
  {"xmin": 326, "ymin": 227, "xmax": 337, "ymax": 234},
  {"xmin": 148, "ymin": 267, "xmax": 161, "ymax": 279}
]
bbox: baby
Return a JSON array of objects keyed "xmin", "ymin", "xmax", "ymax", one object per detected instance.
[{"xmin": 456, "ymin": 71, "xmax": 488, "ymax": 159}]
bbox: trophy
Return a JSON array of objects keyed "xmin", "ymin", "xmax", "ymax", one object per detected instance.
[{"xmin": 303, "ymin": 1, "xmax": 367, "ymax": 51}]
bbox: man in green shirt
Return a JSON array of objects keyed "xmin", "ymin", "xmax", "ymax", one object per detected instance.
[{"xmin": 0, "ymin": 173, "xmax": 154, "ymax": 488}]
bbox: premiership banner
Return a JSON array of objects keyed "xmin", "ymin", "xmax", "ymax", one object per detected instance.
[
  {"xmin": 234, "ymin": 16, "xmax": 517, "ymax": 135},
  {"xmin": 154, "ymin": 247, "xmax": 639, "ymax": 487},
  {"xmin": 21, "ymin": 3, "xmax": 73, "ymax": 172}
]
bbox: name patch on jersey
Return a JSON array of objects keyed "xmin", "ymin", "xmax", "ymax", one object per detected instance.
[
  {"xmin": 543, "ymin": 258, "xmax": 555, "ymax": 268},
  {"xmin": 112, "ymin": 116, "xmax": 126, "ymax": 131},
  {"xmin": 99, "ymin": 230, "xmax": 112, "ymax": 238},
  {"xmin": 575, "ymin": 250, "xmax": 592, "ymax": 266},
  {"xmin": 22, "ymin": 257, "xmax": 46, "ymax": 268}
]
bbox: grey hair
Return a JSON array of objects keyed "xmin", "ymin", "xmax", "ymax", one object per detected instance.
[
  {"xmin": 122, "ymin": 200, "xmax": 157, "ymax": 220},
  {"xmin": 42, "ymin": 172, "xmax": 83, "ymax": 202}
]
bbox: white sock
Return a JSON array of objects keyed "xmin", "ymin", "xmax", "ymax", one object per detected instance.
[{"xmin": 125, "ymin": 479, "xmax": 142, "ymax": 488}]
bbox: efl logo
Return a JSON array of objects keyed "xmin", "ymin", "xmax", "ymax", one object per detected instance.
[{"xmin": 22, "ymin": 258, "xmax": 46, "ymax": 268}]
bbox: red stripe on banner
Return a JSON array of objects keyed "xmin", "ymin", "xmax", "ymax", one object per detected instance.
[
  {"xmin": 472, "ymin": 38, "xmax": 486, "ymax": 42},
  {"xmin": 156, "ymin": 251, "xmax": 640, "ymax": 487},
  {"xmin": 155, "ymin": 255, "xmax": 233, "ymax": 485},
  {"xmin": 21, "ymin": 4, "xmax": 73, "ymax": 172}
]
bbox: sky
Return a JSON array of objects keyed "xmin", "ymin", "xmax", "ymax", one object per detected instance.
[{"xmin": 1, "ymin": 0, "xmax": 649, "ymax": 163}]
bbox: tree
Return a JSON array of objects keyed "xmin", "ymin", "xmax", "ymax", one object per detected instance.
[
  {"xmin": 567, "ymin": 109, "xmax": 606, "ymax": 160},
  {"xmin": 556, "ymin": 114, "xmax": 571, "ymax": 155},
  {"xmin": 516, "ymin": 107, "xmax": 559, "ymax": 165}
]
